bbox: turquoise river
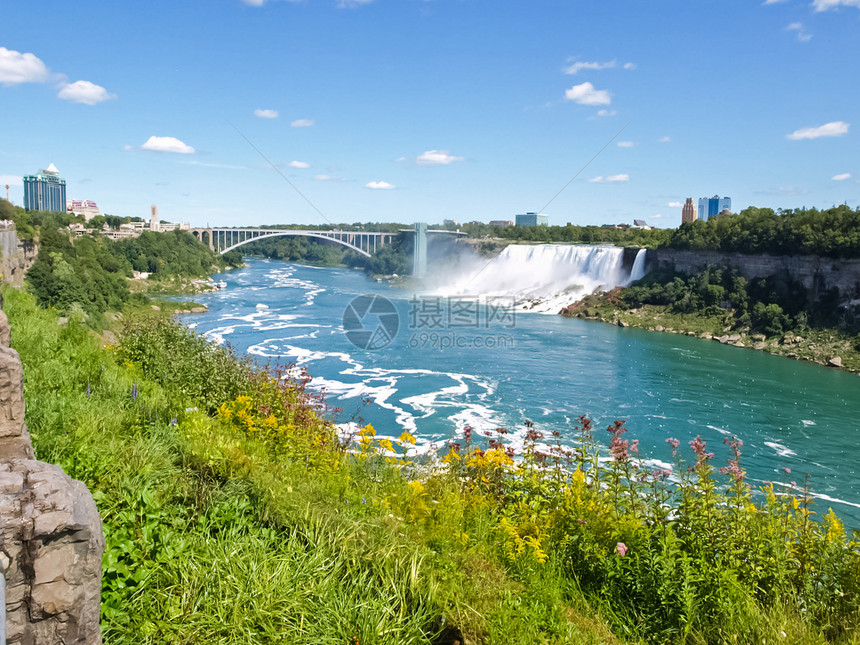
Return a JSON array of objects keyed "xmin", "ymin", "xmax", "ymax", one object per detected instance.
[{"xmin": 179, "ymin": 257, "xmax": 860, "ymax": 526}]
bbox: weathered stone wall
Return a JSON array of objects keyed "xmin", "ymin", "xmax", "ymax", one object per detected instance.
[
  {"xmin": 0, "ymin": 235, "xmax": 37, "ymax": 288},
  {"xmin": 0, "ymin": 306, "xmax": 104, "ymax": 644},
  {"xmin": 648, "ymin": 249, "xmax": 860, "ymax": 302}
]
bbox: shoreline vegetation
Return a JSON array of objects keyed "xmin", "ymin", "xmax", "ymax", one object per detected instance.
[{"xmin": 7, "ymin": 287, "xmax": 860, "ymax": 644}]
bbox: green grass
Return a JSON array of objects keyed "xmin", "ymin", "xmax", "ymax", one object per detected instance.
[{"xmin": 8, "ymin": 285, "xmax": 860, "ymax": 644}]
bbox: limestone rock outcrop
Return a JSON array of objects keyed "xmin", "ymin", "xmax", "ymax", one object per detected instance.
[
  {"xmin": 1, "ymin": 460, "xmax": 104, "ymax": 644},
  {"xmin": 1, "ymin": 305, "xmax": 104, "ymax": 644}
]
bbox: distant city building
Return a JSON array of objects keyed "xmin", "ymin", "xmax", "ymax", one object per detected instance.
[
  {"xmin": 23, "ymin": 164, "xmax": 67, "ymax": 212},
  {"xmin": 67, "ymin": 199, "xmax": 101, "ymax": 221},
  {"xmin": 150, "ymin": 205, "xmax": 159, "ymax": 232},
  {"xmin": 515, "ymin": 212, "xmax": 549, "ymax": 227},
  {"xmin": 697, "ymin": 195, "xmax": 731, "ymax": 222},
  {"xmin": 631, "ymin": 219, "xmax": 653, "ymax": 230},
  {"xmin": 157, "ymin": 221, "xmax": 190, "ymax": 232},
  {"xmin": 443, "ymin": 219, "xmax": 459, "ymax": 227},
  {"xmin": 489, "ymin": 220, "xmax": 513, "ymax": 228},
  {"xmin": 681, "ymin": 198, "xmax": 696, "ymax": 224}
]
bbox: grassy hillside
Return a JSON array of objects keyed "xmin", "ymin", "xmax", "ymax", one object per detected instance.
[{"xmin": 7, "ymin": 287, "xmax": 860, "ymax": 644}]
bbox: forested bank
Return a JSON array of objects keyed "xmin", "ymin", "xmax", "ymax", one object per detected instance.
[{"xmin": 0, "ymin": 199, "xmax": 242, "ymax": 324}]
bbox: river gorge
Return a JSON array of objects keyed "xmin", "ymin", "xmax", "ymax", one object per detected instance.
[{"xmin": 179, "ymin": 250, "xmax": 860, "ymax": 526}]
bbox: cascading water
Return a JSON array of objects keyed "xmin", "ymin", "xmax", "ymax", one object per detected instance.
[
  {"xmin": 434, "ymin": 244, "xmax": 647, "ymax": 313},
  {"xmin": 630, "ymin": 248, "xmax": 647, "ymax": 282}
]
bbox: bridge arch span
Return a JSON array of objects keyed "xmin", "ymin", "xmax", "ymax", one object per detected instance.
[{"xmin": 218, "ymin": 231, "xmax": 371, "ymax": 257}]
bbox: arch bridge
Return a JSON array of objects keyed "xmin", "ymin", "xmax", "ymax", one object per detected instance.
[
  {"xmin": 190, "ymin": 228, "xmax": 398, "ymax": 257},
  {"xmin": 190, "ymin": 225, "xmax": 466, "ymax": 276}
]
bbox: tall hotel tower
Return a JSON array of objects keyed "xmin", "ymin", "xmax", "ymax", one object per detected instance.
[
  {"xmin": 23, "ymin": 164, "xmax": 67, "ymax": 212},
  {"xmin": 681, "ymin": 198, "xmax": 696, "ymax": 224}
]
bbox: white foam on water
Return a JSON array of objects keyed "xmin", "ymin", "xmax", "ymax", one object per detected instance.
[
  {"xmin": 707, "ymin": 425, "xmax": 732, "ymax": 435},
  {"xmin": 764, "ymin": 441, "xmax": 797, "ymax": 457},
  {"xmin": 265, "ymin": 266, "xmax": 326, "ymax": 306},
  {"xmin": 801, "ymin": 419, "xmax": 816, "ymax": 426}
]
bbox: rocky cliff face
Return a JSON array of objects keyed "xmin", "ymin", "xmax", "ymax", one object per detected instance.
[
  {"xmin": 0, "ymin": 233, "xmax": 37, "ymax": 288},
  {"xmin": 0, "ymin": 307, "xmax": 104, "ymax": 645},
  {"xmin": 648, "ymin": 249, "xmax": 860, "ymax": 302}
]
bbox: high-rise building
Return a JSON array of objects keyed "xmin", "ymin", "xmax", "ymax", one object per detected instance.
[
  {"xmin": 23, "ymin": 164, "xmax": 67, "ymax": 212},
  {"xmin": 681, "ymin": 198, "xmax": 696, "ymax": 224},
  {"xmin": 515, "ymin": 212, "xmax": 549, "ymax": 226},
  {"xmin": 150, "ymin": 205, "xmax": 159, "ymax": 232},
  {"xmin": 697, "ymin": 195, "xmax": 731, "ymax": 221}
]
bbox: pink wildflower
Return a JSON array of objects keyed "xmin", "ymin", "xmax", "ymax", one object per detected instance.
[
  {"xmin": 616, "ymin": 542, "xmax": 628, "ymax": 557},
  {"xmin": 666, "ymin": 437, "xmax": 680, "ymax": 456}
]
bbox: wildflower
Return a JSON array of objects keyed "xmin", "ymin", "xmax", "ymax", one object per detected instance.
[
  {"xmin": 86, "ymin": 382, "xmax": 91, "ymax": 398},
  {"xmin": 463, "ymin": 425, "xmax": 473, "ymax": 442},
  {"xmin": 170, "ymin": 418, "xmax": 178, "ymax": 426},
  {"xmin": 666, "ymin": 437, "xmax": 680, "ymax": 456},
  {"xmin": 689, "ymin": 435, "xmax": 713, "ymax": 461},
  {"xmin": 131, "ymin": 383, "xmax": 138, "ymax": 401},
  {"xmin": 616, "ymin": 542, "xmax": 628, "ymax": 557},
  {"xmin": 398, "ymin": 430, "xmax": 416, "ymax": 445}
]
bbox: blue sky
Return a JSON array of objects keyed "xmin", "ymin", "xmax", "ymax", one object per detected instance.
[{"xmin": 1, "ymin": 0, "xmax": 858, "ymax": 228}]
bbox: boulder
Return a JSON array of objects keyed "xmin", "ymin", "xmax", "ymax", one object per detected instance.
[
  {"xmin": 0, "ymin": 460, "xmax": 104, "ymax": 645},
  {"xmin": 0, "ymin": 308, "xmax": 10, "ymax": 347},
  {"xmin": 0, "ymin": 310, "xmax": 104, "ymax": 644},
  {"xmin": 829, "ymin": 356, "xmax": 843, "ymax": 368}
]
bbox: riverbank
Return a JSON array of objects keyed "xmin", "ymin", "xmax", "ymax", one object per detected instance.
[
  {"xmin": 561, "ymin": 288, "xmax": 860, "ymax": 373},
  {"xmin": 10, "ymin": 278, "xmax": 860, "ymax": 643}
]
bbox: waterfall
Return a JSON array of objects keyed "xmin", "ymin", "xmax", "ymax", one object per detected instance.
[
  {"xmin": 434, "ymin": 244, "xmax": 646, "ymax": 313},
  {"xmin": 630, "ymin": 248, "xmax": 647, "ymax": 282}
]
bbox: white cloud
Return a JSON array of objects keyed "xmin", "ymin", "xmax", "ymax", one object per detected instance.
[
  {"xmin": 565, "ymin": 82, "xmax": 611, "ymax": 106},
  {"xmin": 588, "ymin": 174, "xmax": 629, "ymax": 183},
  {"xmin": 289, "ymin": 160, "xmax": 309, "ymax": 169},
  {"xmin": 658, "ymin": 136, "xmax": 671, "ymax": 143},
  {"xmin": 140, "ymin": 136, "xmax": 195, "ymax": 154},
  {"xmin": 291, "ymin": 118, "xmax": 315, "ymax": 127},
  {"xmin": 254, "ymin": 108, "xmax": 279, "ymax": 118},
  {"xmin": 596, "ymin": 109, "xmax": 617, "ymax": 117},
  {"xmin": 623, "ymin": 62, "xmax": 636, "ymax": 70},
  {"xmin": 57, "ymin": 80, "xmax": 116, "ymax": 105},
  {"xmin": 832, "ymin": 172, "xmax": 852, "ymax": 181},
  {"xmin": 786, "ymin": 121, "xmax": 850, "ymax": 140},
  {"xmin": 763, "ymin": 0, "xmax": 788, "ymax": 4},
  {"xmin": 786, "ymin": 22, "xmax": 812, "ymax": 41},
  {"xmin": 617, "ymin": 141, "xmax": 635, "ymax": 148},
  {"xmin": 366, "ymin": 181, "xmax": 395, "ymax": 190},
  {"xmin": 563, "ymin": 60, "xmax": 615, "ymax": 75},
  {"xmin": 336, "ymin": 0, "xmax": 374, "ymax": 6},
  {"xmin": 668, "ymin": 201, "xmax": 683, "ymax": 208},
  {"xmin": 416, "ymin": 150, "xmax": 464, "ymax": 165},
  {"xmin": 0, "ymin": 47, "xmax": 50, "ymax": 85},
  {"xmin": 652, "ymin": 214, "xmax": 663, "ymax": 218},
  {"xmin": 813, "ymin": 0, "xmax": 860, "ymax": 11}
]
